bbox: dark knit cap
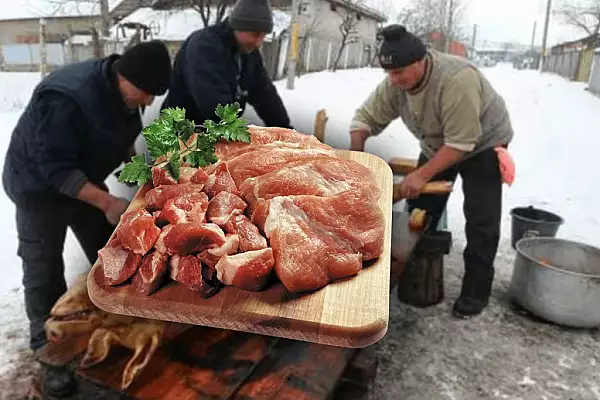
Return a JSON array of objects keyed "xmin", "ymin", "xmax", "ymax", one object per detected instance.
[
  {"xmin": 229, "ymin": 0, "xmax": 274, "ymax": 33},
  {"xmin": 378, "ymin": 25, "xmax": 427, "ymax": 69},
  {"xmin": 116, "ymin": 40, "xmax": 172, "ymax": 95}
]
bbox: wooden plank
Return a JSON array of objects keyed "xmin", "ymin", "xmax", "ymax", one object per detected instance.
[
  {"xmin": 314, "ymin": 109, "xmax": 328, "ymax": 143},
  {"xmin": 388, "ymin": 157, "xmax": 418, "ymax": 175},
  {"xmin": 88, "ymin": 150, "xmax": 393, "ymax": 348}
]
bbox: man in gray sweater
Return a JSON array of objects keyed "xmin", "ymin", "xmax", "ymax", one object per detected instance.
[{"xmin": 350, "ymin": 25, "xmax": 514, "ymax": 318}]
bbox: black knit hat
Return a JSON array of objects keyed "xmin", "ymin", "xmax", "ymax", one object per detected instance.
[
  {"xmin": 116, "ymin": 40, "xmax": 172, "ymax": 95},
  {"xmin": 229, "ymin": 0, "xmax": 274, "ymax": 33},
  {"xmin": 378, "ymin": 25, "xmax": 427, "ymax": 69}
]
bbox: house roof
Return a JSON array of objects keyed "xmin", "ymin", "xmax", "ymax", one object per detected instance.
[{"xmin": 326, "ymin": 0, "xmax": 387, "ymax": 23}]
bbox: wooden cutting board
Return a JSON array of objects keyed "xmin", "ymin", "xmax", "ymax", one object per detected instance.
[{"xmin": 88, "ymin": 150, "xmax": 393, "ymax": 348}]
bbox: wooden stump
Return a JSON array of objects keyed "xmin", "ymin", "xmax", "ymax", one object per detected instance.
[{"xmin": 397, "ymin": 231, "xmax": 452, "ymax": 308}]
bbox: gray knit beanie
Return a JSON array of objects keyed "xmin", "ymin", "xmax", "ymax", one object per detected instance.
[{"xmin": 229, "ymin": 0, "xmax": 274, "ymax": 33}]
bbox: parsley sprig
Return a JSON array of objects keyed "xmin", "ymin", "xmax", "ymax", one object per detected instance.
[{"xmin": 118, "ymin": 103, "xmax": 250, "ymax": 186}]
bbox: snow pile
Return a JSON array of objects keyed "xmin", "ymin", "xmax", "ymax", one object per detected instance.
[
  {"xmin": 0, "ymin": 72, "xmax": 39, "ymax": 112},
  {"xmin": 115, "ymin": 7, "xmax": 291, "ymax": 42}
]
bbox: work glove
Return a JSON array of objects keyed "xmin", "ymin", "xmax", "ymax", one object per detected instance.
[
  {"xmin": 105, "ymin": 197, "xmax": 130, "ymax": 225},
  {"xmin": 495, "ymin": 147, "xmax": 515, "ymax": 186}
]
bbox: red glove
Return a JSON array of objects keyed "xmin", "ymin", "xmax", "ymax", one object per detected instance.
[{"xmin": 495, "ymin": 147, "xmax": 515, "ymax": 186}]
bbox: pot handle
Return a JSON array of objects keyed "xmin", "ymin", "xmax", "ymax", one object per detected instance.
[{"xmin": 523, "ymin": 230, "xmax": 540, "ymax": 239}]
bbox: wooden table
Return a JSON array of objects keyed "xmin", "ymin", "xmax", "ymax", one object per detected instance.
[{"xmin": 37, "ymin": 211, "xmax": 423, "ymax": 400}]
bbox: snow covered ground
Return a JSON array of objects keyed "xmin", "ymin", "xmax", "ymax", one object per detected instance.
[{"xmin": 1, "ymin": 64, "xmax": 600, "ymax": 398}]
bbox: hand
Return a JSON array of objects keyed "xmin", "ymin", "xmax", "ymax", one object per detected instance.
[
  {"xmin": 399, "ymin": 171, "xmax": 428, "ymax": 199},
  {"xmin": 105, "ymin": 197, "xmax": 130, "ymax": 225}
]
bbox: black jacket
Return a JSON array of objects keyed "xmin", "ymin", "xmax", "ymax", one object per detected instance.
[
  {"xmin": 2, "ymin": 55, "xmax": 142, "ymax": 207},
  {"xmin": 162, "ymin": 19, "xmax": 292, "ymax": 128}
]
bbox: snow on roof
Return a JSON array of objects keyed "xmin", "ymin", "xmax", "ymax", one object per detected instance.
[
  {"xmin": 115, "ymin": 7, "xmax": 290, "ymax": 42},
  {"xmin": 0, "ymin": 0, "xmax": 121, "ymax": 21}
]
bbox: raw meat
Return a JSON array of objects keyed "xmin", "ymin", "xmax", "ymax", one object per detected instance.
[
  {"xmin": 197, "ymin": 234, "xmax": 240, "ymax": 267},
  {"xmin": 215, "ymin": 248, "xmax": 275, "ymax": 292},
  {"xmin": 206, "ymin": 191, "xmax": 247, "ymax": 226},
  {"xmin": 98, "ymin": 237, "xmax": 143, "ymax": 286},
  {"xmin": 154, "ymin": 224, "xmax": 173, "ymax": 255},
  {"xmin": 116, "ymin": 209, "xmax": 161, "ymax": 256},
  {"xmin": 239, "ymin": 158, "xmax": 381, "ymax": 213},
  {"xmin": 178, "ymin": 167, "xmax": 209, "ymax": 185},
  {"xmin": 224, "ymin": 215, "xmax": 267, "ymax": 253},
  {"xmin": 191, "ymin": 168, "xmax": 209, "ymax": 185},
  {"xmin": 159, "ymin": 192, "xmax": 209, "ymax": 225},
  {"xmin": 131, "ymin": 251, "xmax": 168, "ymax": 295},
  {"xmin": 162, "ymin": 222, "xmax": 227, "ymax": 255},
  {"xmin": 169, "ymin": 255, "xmax": 203, "ymax": 292},
  {"xmin": 226, "ymin": 147, "xmax": 339, "ymax": 187},
  {"xmin": 145, "ymin": 184, "xmax": 204, "ymax": 211},
  {"xmin": 203, "ymin": 162, "xmax": 239, "ymax": 198},
  {"xmin": 152, "ymin": 166, "xmax": 177, "ymax": 186},
  {"xmin": 252, "ymin": 192, "xmax": 378, "ymax": 293}
]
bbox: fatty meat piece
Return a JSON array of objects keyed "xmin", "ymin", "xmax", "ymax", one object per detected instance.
[
  {"xmin": 131, "ymin": 251, "xmax": 168, "ymax": 296},
  {"xmin": 98, "ymin": 237, "xmax": 143, "ymax": 286},
  {"xmin": 115, "ymin": 209, "xmax": 160, "ymax": 256},
  {"xmin": 215, "ymin": 248, "xmax": 275, "ymax": 292},
  {"xmin": 224, "ymin": 215, "xmax": 267, "ymax": 253},
  {"xmin": 206, "ymin": 191, "xmax": 247, "ymax": 226},
  {"xmin": 152, "ymin": 166, "xmax": 177, "ymax": 187},
  {"xmin": 162, "ymin": 222, "xmax": 227, "ymax": 255},
  {"xmin": 145, "ymin": 184, "xmax": 205, "ymax": 211},
  {"xmin": 159, "ymin": 192, "xmax": 209, "ymax": 225},
  {"xmin": 197, "ymin": 234, "xmax": 240, "ymax": 268}
]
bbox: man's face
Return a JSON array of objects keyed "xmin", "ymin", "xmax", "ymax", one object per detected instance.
[
  {"xmin": 386, "ymin": 59, "xmax": 427, "ymax": 91},
  {"xmin": 234, "ymin": 31, "xmax": 267, "ymax": 53},
  {"xmin": 118, "ymin": 75, "xmax": 155, "ymax": 109}
]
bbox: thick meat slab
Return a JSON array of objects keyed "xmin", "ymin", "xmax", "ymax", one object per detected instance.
[
  {"xmin": 98, "ymin": 238, "xmax": 143, "ymax": 286},
  {"xmin": 215, "ymin": 248, "xmax": 275, "ymax": 292},
  {"xmin": 197, "ymin": 234, "xmax": 240, "ymax": 267},
  {"xmin": 152, "ymin": 166, "xmax": 177, "ymax": 186},
  {"xmin": 226, "ymin": 147, "xmax": 339, "ymax": 187},
  {"xmin": 203, "ymin": 162, "xmax": 239, "ymax": 198},
  {"xmin": 224, "ymin": 215, "xmax": 267, "ymax": 253},
  {"xmin": 239, "ymin": 158, "xmax": 380, "ymax": 213},
  {"xmin": 162, "ymin": 222, "xmax": 227, "ymax": 255},
  {"xmin": 160, "ymin": 192, "xmax": 209, "ymax": 225},
  {"xmin": 145, "ymin": 184, "xmax": 204, "ymax": 211},
  {"xmin": 253, "ymin": 197, "xmax": 363, "ymax": 293},
  {"xmin": 206, "ymin": 191, "xmax": 247, "ymax": 226},
  {"xmin": 131, "ymin": 251, "xmax": 168, "ymax": 295},
  {"xmin": 116, "ymin": 209, "xmax": 160, "ymax": 256}
]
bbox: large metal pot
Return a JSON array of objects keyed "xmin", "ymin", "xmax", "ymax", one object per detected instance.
[{"xmin": 509, "ymin": 237, "xmax": 600, "ymax": 328}]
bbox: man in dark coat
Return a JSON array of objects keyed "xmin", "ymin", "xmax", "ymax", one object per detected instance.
[
  {"xmin": 162, "ymin": 0, "xmax": 292, "ymax": 128},
  {"xmin": 2, "ymin": 41, "xmax": 172, "ymax": 354}
]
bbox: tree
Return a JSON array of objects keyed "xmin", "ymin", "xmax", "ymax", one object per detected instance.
[
  {"xmin": 297, "ymin": 13, "xmax": 323, "ymax": 75},
  {"xmin": 555, "ymin": 0, "xmax": 600, "ymax": 36},
  {"xmin": 396, "ymin": 0, "xmax": 467, "ymax": 45},
  {"xmin": 331, "ymin": 0, "xmax": 363, "ymax": 72},
  {"xmin": 157, "ymin": 0, "xmax": 235, "ymax": 27}
]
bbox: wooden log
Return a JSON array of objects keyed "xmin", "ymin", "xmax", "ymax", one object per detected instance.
[
  {"xmin": 388, "ymin": 157, "xmax": 418, "ymax": 175},
  {"xmin": 397, "ymin": 231, "xmax": 452, "ymax": 308},
  {"xmin": 314, "ymin": 109, "xmax": 328, "ymax": 143}
]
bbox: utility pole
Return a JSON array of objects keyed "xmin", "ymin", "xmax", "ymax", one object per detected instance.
[
  {"xmin": 99, "ymin": 0, "xmax": 111, "ymax": 38},
  {"xmin": 540, "ymin": 0, "xmax": 552, "ymax": 71},
  {"xmin": 39, "ymin": 18, "xmax": 47, "ymax": 79},
  {"xmin": 530, "ymin": 21, "xmax": 537, "ymax": 53},
  {"xmin": 286, "ymin": 0, "xmax": 301, "ymax": 90},
  {"xmin": 444, "ymin": 0, "xmax": 454, "ymax": 54},
  {"xmin": 471, "ymin": 24, "xmax": 478, "ymax": 58}
]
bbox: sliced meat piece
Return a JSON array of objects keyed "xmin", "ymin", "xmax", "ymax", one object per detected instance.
[
  {"xmin": 225, "ymin": 215, "xmax": 267, "ymax": 253},
  {"xmin": 115, "ymin": 209, "xmax": 161, "ymax": 256},
  {"xmin": 145, "ymin": 184, "xmax": 204, "ymax": 211},
  {"xmin": 226, "ymin": 147, "xmax": 339, "ymax": 187},
  {"xmin": 162, "ymin": 222, "xmax": 226, "ymax": 255},
  {"xmin": 239, "ymin": 158, "xmax": 380, "ymax": 213},
  {"xmin": 206, "ymin": 191, "xmax": 247, "ymax": 226},
  {"xmin": 215, "ymin": 248, "xmax": 275, "ymax": 292},
  {"xmin": 98, "ymin": 238, "xmax": 143, "ymax": 286},
  {"xmin": 160, "ymin": 192, "xmax": 209, "ymax": 225},
  {"xmin": 154, "ymin": 224, "xmax": 174, "ymax": 255},
  {"xmin": 255, "ymin": 196, "xmax": 363, "ymax": 293},
  {"xmin": 203, "ymin": 162, "xmax": 239, "ymax": 198},
  {"xmin": 152, "ymin": 166, "xmax": 177, "ymax": 187},
  {"xmin": 197, "ymin": 234, "xmax": 239, "ymax": 267},
  {"xmin": 131, "ymin": 251, "xmax": 168, "ymax": 295},
  {"xmin": 169, "ymin": 255, "xmax": 203, "ymax": 292}
]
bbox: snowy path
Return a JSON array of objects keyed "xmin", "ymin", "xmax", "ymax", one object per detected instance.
[{"xmin": 1, "ymin": 65, "xmax": 599, "ymax": 398}]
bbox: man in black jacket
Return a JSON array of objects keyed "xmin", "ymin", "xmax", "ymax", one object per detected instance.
[
  {"xmin": 2, "ymin": 41, "xmax": 172, "ymax": 353},
  {"xmin": 162, "ymin": 0, "xmax": 292, "ymax": 128}
]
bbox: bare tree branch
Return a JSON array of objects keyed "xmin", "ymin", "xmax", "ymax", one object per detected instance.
[
  {"xmin": 555, "ymin": 0, "xmax": 600, "ymax": 36},
  {"xmin": 332, "ymin": 0, "xmax": 363, "ymax": 71},
  {"xmin": 165, "ymin": 0, "xmax": 235, "ymax": 28},
  {"xmin": 396, "ymin": 0, "xmax": 466, "ymax": 43}
]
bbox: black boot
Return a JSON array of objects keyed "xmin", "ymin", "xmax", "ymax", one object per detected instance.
[
  {"xmin": 452, "ymin": 296, "xmax": 489, "ymax": 319},
  {"xmin": 40, "ymin": 366, "xmax": 76, "ymax": 398}
]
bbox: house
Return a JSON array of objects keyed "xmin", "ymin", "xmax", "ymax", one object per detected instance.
[{"xmin": 544, "ymin": 34, "xmax": 600, "ymax": 83}]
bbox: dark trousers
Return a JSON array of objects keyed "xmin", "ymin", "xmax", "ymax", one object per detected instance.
[
  {"xmin": 15, "ymin": 196, "xmax": 114, "ymax": 351},
  {"xmin": 407, "ymin": 148, "xmax": 502, "ymax": 301}
]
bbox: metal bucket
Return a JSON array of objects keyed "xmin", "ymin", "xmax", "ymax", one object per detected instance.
[
  {"xmin": 509, "ymin": 237, "xmax": 600, "ymax": 328},
  {"xmin": 510, "ymin": 206, "xmax": 564, "ymax": 249}
]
